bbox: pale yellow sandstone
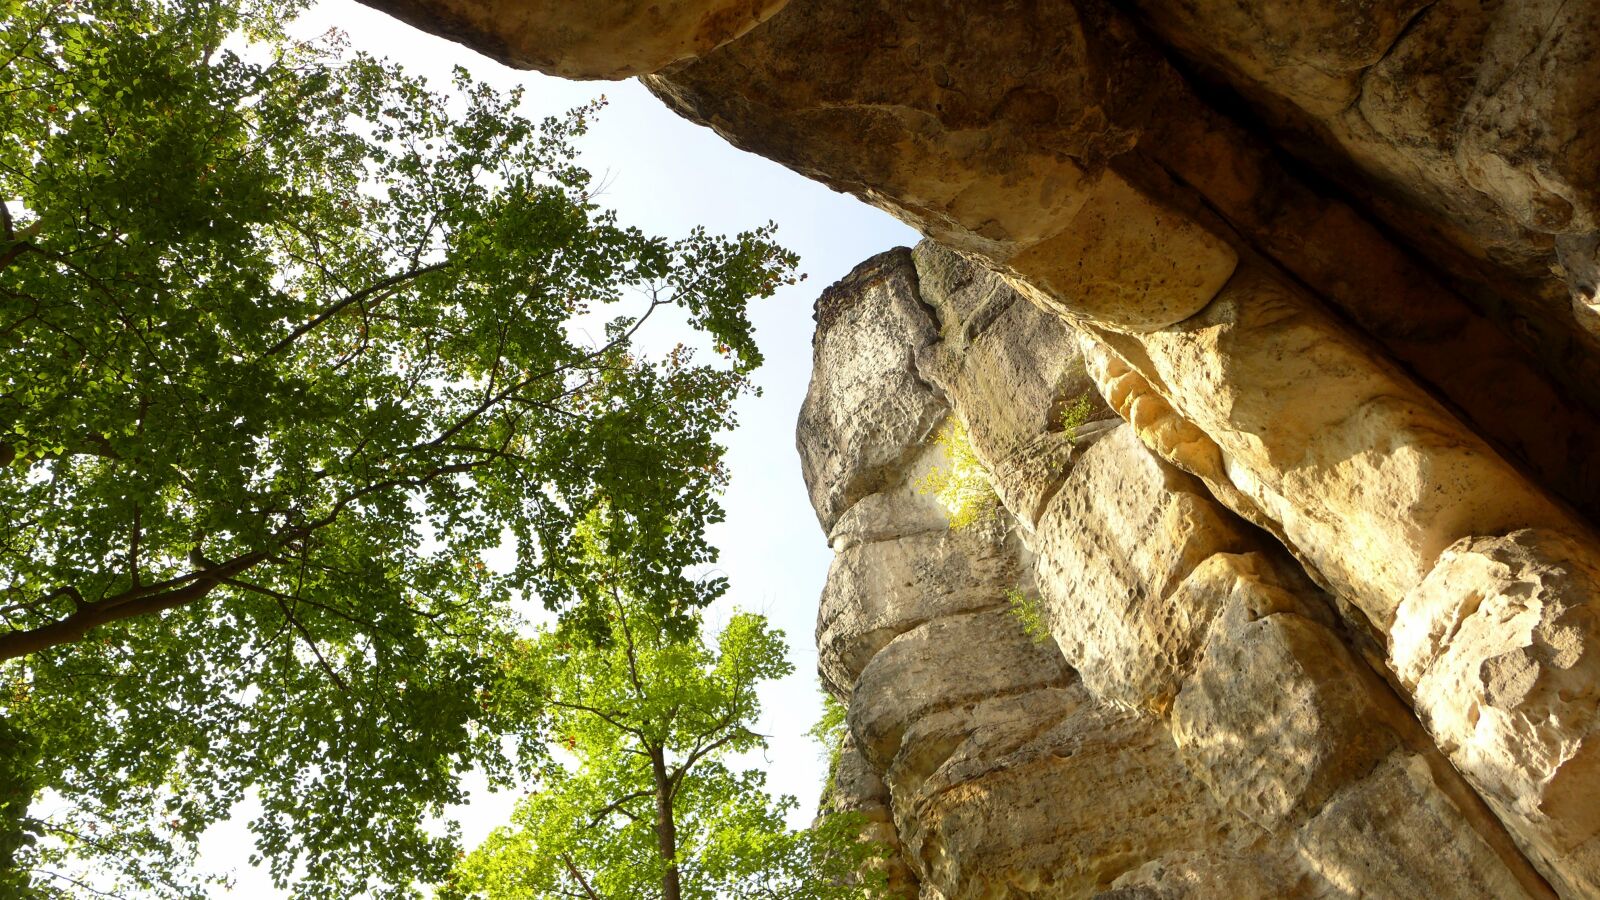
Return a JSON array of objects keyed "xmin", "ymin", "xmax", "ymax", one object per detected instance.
[{"xmin": 1393, "ymin": 529, "xmax": 1600, "ymax": 898}]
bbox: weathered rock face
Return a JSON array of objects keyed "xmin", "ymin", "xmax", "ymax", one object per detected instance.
[
  {"xmin": 1124, "ymin": 0, "xmax": 1600, "ymax": 348},
  {"xmin": 638, "ymin": 0, "xmax": 1600, "ymax": 509},
  {"xmin": 799, "ymin": 246, "xmax": 1552, "ymax": 898},
  {"xmin": 357, "ymin": 0, "xmax": 788, "ymax": 78},
  {"xmin": 798, "ymin": 248, "xmax": 944, "ymax": 534},
  {"xmin": 360, "ymin": 2, "xmax": 1600, "ymax": 895}
]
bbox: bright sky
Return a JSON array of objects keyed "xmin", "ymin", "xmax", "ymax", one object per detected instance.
[{"xmin": 192, "ymin": 1, "xmax": 919, "ymax": 895}]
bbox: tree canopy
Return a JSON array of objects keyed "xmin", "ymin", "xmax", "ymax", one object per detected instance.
[
  {"xmin": 0, "ymin": 0, "xmax": 797, "ymax": 894},
  {"xmin": 447, "ymin": 548, "xmax": 885, "ymax": 900}
]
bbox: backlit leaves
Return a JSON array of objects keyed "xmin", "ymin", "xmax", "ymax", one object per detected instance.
[{"xmin": 0, "ymin": 0, "xmax": 796, "ymax": 894}]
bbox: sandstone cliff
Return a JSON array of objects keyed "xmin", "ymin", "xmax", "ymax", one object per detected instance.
[
  {"xmin": 361, "ymin": 2, "xmax": 1600, "ymax": 895},
  {"xmin": 802, "ymin": 243, "xmax": 1554, "ymax": 897}
]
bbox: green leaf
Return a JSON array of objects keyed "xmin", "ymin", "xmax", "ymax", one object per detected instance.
[
  {"xmin": 0, "ymin": 0, "xmax": 797, "ymax": 894},
  {"xmin": 453, "ymin": 580, "xmax": 888, "ymax": 899}
]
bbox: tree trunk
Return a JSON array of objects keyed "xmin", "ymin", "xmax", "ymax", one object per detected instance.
[{"xmin": 649, "ymin": 746, "xmax": 682, "ymax": 900}]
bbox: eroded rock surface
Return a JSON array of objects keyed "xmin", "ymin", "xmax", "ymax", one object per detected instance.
[
  {"xmin": 358, "ymin": 0, "xmax": 788, "ymax": 78},
  {"xmin": 1125, "ymin": 0, "xmax": 1600, "ymax": 348},
  {"xmin": 797, "ymin": 248, "xmax": 944, "ymax": 533},
  {"xmin": 807, "ymin": 247, "xmax": 1550, "ymax": 898}
]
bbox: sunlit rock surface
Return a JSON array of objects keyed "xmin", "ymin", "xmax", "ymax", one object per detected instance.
[{"xmin": 804, "ymin": 248, "xmax": 1551, "ymax": 898}]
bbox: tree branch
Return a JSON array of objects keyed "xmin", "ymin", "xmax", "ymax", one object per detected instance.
[
  {"xmin": 261, "ymin": 260, "xmax": 450, "ymax": 357},
  {"xmin": 544, "ymin": 699, "xmax": 643, "ymax": 740},
  {"xmin": 0, "ymin": 203, "xmax": 42, "ymax": 270},
  {"xmin": 587, "ymin": 790, "xmax": 651, "ymax": 828},
  {"xmin": 128, "ymin": 503, "xmax": 142, "ymax": 587},
  {"xmin": 0, "ymin": 552, "xmax": 266, "ymax": 661},
  {"xmin": 669, "ymin": 724, "xmax": 750, "ymax": 801},
  {"xmin": 559, "ymin": 852, "xmax": 603, "ymax": 900},
  {"xmin": 614, "ymin": 588, "xmax": 648, "ymax": 703},
  {"xmin": 272, "ymin": 594, "xmax": 350, "ymax": 692}
]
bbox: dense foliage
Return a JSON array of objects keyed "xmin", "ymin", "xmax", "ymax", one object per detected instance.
[
  {"xmin": 448, "ymin": 542, "xmax": 886, "ymax": 900},
  {"xmin": 805, "ymin": 690, "xmax": 848, "ymax": 800},
  {"xmin": 0, "ymin": 0, "xmax": 796, "ymax": 894}
]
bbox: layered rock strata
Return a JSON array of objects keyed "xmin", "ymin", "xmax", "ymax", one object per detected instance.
[{"xmin": 804, "ymin": 245, "xmax": 1553, "ymax": 897}]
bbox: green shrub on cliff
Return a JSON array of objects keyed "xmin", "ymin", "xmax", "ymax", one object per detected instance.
[
  {"xmin": 1005, "ymin": 588, "xmax": 1051, "ymax": 644},
  {"xmin": 1059, "ymin": 393, "xmax": 1096, "ymax": 444},
  {"xmin": 808, "ymin": 690, "xmax": 850, "ymax": 800},
  {"xmin": 917, "ymin": 418, "xmax": 997, "ymax": 530}
]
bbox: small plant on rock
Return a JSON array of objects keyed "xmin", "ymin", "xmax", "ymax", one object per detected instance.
[
  {"xmin": 1059, "ymin": 392, "xmax": 1096, "ymax": 444},
  {"xmin": 917, "ymin": 418, "xmax": 998, "ymax": 530},
  {"xmin": 1005, "ymin": 587, "xmax": 1051, "ymax": 644},
  {"xmin": 808, "ymin": 689, "xmax": 850, "ymax": 800}
]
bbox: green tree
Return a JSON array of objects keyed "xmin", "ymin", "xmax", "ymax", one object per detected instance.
[
  {"xmin": 0, "ymin": 0, "xmax": 795, "ymax": 894},
  {"xmin": 0, "ymin": 716, "xmax": 43, "ymax": 898},
  {"xmin": 806, "ymin": 689, "xmax": 848, "ymax": 800},
  {"xmin": 448, "ymin": 549, "xmax": 885, "ymax": 900}
]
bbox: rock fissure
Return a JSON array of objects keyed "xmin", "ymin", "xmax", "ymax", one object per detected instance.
[{"xmin": 801, "ymin": 243, "xmax": 1559, "ymax": 896}]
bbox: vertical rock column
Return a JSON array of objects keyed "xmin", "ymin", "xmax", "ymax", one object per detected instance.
[
  {"xmin": 804, "ymin": 244, "xmax": 1551, "ymax": 897},
  {"xmin": 803, "ymin": 250, "xmax": 1281, "ymax": 896}
]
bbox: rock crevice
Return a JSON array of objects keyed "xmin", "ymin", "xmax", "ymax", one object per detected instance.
[{"xmin": 799, "ymin": 245, "xmax": 1556, "ymax": 897}]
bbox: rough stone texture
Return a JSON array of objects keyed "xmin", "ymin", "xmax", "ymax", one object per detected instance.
[
  {"xmin": 1392, "ymin": 529, "xmax": 1600, "ymax": 898},
  {"xmin": 645, "ymin": 0, "xmax": 1245, "ymax": 335},
  {"xmin": 815, "ymin": 507, "xmax": 1017, "ymax": 697},
  {"xmin": 1098, "ymin": 852, "xmax": 1302, "ymax": 899},
  {"xmin": 1032, "ymin": 427, "xmax": 1253, "ymax": 713},
  {"xmin": 1294, "ymin": 752, "xmax": 1545, "ymax": 900},
  {"xmin": 911, "ymin": 242, "xmax": 1116, "ymax": 530},
  {"xmin": 851, "ymin": 607, "xmax": 1073, "ymax": 771},
  {"xmin": 356, "ymin": 0, "xmax": 788, "ymax": 78},
  {"xmin": 1079, "ymin": 278, "xmax": 1600, "ymax": 894},
  {"xmin": 642, "ymin": 0, "xmax": 1600, "ymax": 494},
  {"xmin": 797, "ymin": 248, "xmax": 1299, "ymax": 895},
  {"xmin": 885, "ymin": 682, "xmax": 1278, "ymax": 899},
  {"xmin": 1086, "ymin": 265, "xmax": 1571, "ymax": 621},
  {"xmin": 1174, "ymin": 604, "xmax": 1402, "ymax": 831},
  {"xmin": 1124, "ymin": 0, "xmax": 1600, "ymax": 346},
  {"xmin": 797, "ymin": 248, "xmax": 944, "ymax": 533},
  {"xmin": 800, "ymin": 247, "xmax": 1551, "ymax": 898}
]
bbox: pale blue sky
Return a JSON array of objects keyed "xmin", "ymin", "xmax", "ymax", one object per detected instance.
[{"xmin": 194, "ymin": 1, "xmax": 919, "ymax": 894}]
